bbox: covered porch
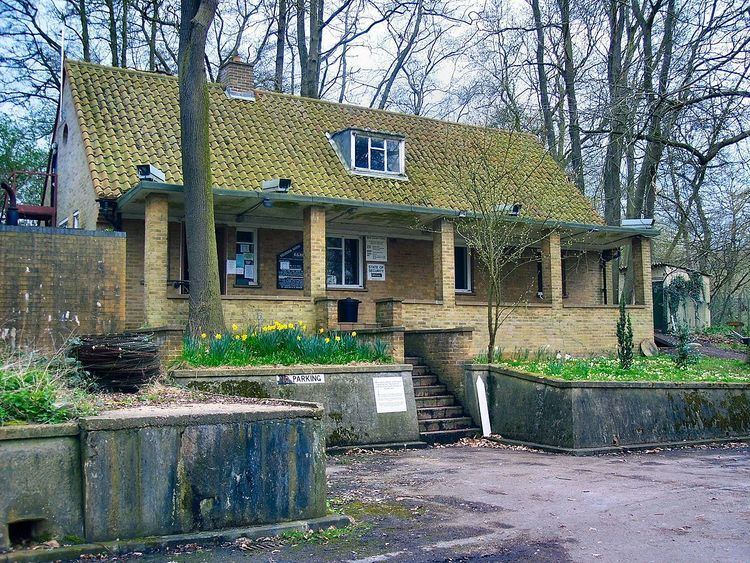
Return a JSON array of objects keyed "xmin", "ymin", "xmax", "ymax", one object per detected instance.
[{"xmin": 118, "ymin": 182, "xmax": 654, "ymax": 357}]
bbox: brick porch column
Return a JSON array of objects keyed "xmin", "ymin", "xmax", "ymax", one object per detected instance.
[
  {"xmin": 144, "ymin": 193, "xmax": 169, "ymax": 326},
  {"xmin": 433, "ymin": 219, "xmax": 455, "ymax": 306},
  {"xmin": 304, "ymin": 206, "xmax": 326, "ymax": 299},
  {"xmin": 631, "ymin": 236, "xmax": 652, "ymax": 307},
  {"xmin": 541, "ymin": 231, "xmax": 563, "ymax": 309}
]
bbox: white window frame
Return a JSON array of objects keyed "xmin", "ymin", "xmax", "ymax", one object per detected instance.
[
  {"xmin": 454, "ymin": 244, "xmax": 472, "ymax": 293},
  {"xmin": 326, "ymin": 235, "xmax": 363, "ymax": 289},
  {"xmin": 350, "ymin": 131, "xmax": 405, "ymax": 176},
  {"xmin": 233, "ymin": 228, "xmax": 259, "ymax": 287},
  {"xmin": 72, "ymin": 210, "xmax": 80, "ymax": 229}
]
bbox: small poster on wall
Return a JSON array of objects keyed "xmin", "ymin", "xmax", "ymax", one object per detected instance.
[
  {"xmin": 277, "ymin": 242, "xmax": 304, "ymax": 290},
  {"xmin": 367, "ymin": 263, "xmax": 386, "ymax": 281},
  {"xmin": 365, "ymin": 236, "xmax": 387, "ymax": 262},
  {"xmin": 373, "ymin": 377, "xmax": 407, "ymax": 413}
]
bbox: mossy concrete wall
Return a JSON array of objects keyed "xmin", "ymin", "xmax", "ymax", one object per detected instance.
[
  {"xmin": 172, "ymin": 365, "xmax": 421, "ymax": 447},
  {"xmin": 0, "ymin": 402, "xmax": 326, "ymax": 550},
  {"xmin": 466, "ymin": 365, "xmax": 750, "ymax": 454},
  {"xmin": 0, "ymin": 424, "xmax": 84, "ymax": 550},
  {"xmin": 80, "ymin": 403, "xmax": 325, "ymax": 541}
]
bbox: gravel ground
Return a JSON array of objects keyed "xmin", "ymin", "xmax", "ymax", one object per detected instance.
[{"xmin": 85, "ymin": 440, "xmax": 750, "ymax": 563}]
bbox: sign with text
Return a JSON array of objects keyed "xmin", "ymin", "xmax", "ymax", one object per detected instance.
[
  {"xmin": 372, "ymin": 376, "xmax": 407, "ymax": 413},
  {"xmin": 277, "ymin": 373, "xmax": 325, "ymax": 385},
  {"xmin": 367, "ymin": 263, "xmax": 386, "ymax": 281},
  {"xmin": 277, "ymin": 242, "xmax": 304, "ymax": 290},
  {"xmin": 365, "ymin": 236, "xmax": 388, "ymax": 262}
]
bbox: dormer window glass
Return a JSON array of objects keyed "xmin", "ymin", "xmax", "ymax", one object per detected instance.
[{"xmin": 352, "ymin": 132, "xmax": 403, "ymax": 175}]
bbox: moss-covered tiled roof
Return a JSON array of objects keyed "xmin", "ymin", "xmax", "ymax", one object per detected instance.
[{"xmin": 65, "ymin": 60, "xmax": 603, "ymax": 224}]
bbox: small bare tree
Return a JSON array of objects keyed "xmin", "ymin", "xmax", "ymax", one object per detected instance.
[{"xmin": 451, "ymin": 132, "xmax": 560, "ymax": 363}]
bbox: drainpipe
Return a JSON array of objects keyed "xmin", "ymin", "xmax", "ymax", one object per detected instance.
[{"xmin": 1, "ymin": 182, "xmax": 19, "ymax": 226}]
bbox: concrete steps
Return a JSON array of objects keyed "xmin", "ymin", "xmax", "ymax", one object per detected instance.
[{"xmin": 407, "ymin": 355, "xmax": 479, "ymax": 444}]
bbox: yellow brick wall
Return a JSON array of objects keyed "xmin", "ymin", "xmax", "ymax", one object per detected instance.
[{"xmin": 0, "ymin": 226, "xmax": 126, "ymax": 349}]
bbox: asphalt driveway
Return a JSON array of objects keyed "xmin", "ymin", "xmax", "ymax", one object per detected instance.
[{"xmin": 121, "ymin": 441, "xmax": 750, "ymax": 562}]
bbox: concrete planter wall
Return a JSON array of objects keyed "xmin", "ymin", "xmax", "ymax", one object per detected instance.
[
  {"xmin": 0, "ymin": 402, "xmax": 326, "ymax": 550},
  {"xmin": 466, "ymin": 365, "xmax": 750, "ymax": 454},
  {"xmin": 173, "ymin": 364, "xmax": 421, "ymax": 447}
]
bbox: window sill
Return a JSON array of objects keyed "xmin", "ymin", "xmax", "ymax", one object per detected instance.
[
  {"xmin": 349, "ymin": 168, "xmax": 409, "ymax": 181},
  {"xmin": 327, "ymin": 286, "xmax": 367, "ymax": 292},
  {"xmin": 233, "ymin": 283, "xmax": 261, "ymax": 289}
]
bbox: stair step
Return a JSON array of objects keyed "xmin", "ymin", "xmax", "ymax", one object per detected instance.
[
  {"xmin": 417, "ymin": 406, "xmax": 464, "ymax": 420},
  {"xmin": 415, "ymin": 395, "xmax": 456, "ymax": 408},
  {"xmin": 414, "ymin": 384, "xmax": 447, "ymax": 398},
  {"xmin": 420, "ymin": 428, "xmax": 481, "ymax": 445},
  {"xmin": 404, "ymin": 356, "xmax": 422, "ymax": 365},
  {"xmin": 412, "ymin": 374, "xmax": 438, "ymax": 387},
  {"xmin": 411, "ymin": 365, "xmax": 430, "ymax": 376},
  {"xmin": 419, "ymin": 417, "xmax": 475, "ymax": 433}
]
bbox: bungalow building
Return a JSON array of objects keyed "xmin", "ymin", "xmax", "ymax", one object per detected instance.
[{"xmin": 47, "ymin": 58, "xmax": 656, "ymax": 359}]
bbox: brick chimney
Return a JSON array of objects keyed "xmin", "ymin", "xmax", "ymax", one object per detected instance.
[{"xmin": 219, "ymin": 56, "xmax": 255, "ymax": 98}]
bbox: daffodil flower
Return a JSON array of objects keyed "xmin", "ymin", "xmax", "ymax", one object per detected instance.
[
  {"xmin": 325, "ymin": 337, "xmax": 331, "ymax": 343},
  {"xmin": 215, "ymin": 333, "xmax": 222, "ymax": 340},
  {"xmin": 200, "ymin": 333, "xmax": 207, "ymax": 339},
  {"xmin": 351, "ymin": 331, "xmax": 357, "ymax": 337}
]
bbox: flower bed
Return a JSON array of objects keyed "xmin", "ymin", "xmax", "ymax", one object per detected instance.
[
  {"xmin": 496, "ymin": 354, "xmax": 749, "ymax": 384},
  {"xmin": 181, "ymin": 322, "xmax": 391, "ymax": 367}
]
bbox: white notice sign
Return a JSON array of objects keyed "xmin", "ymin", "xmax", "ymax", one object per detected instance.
[
  {"xmin": 277, "ymin": 373, "xmax": 325, "ymax": 385},
  {"xmin": 372, "ymin": 376, "xmax": 407, "ymax": 413},
  {"xmin": 367, "ymin": 263, "xmax": 386, "ymax": 281},
  {"xmin": 365, "ymin": 236, "xmax": 388, "ymax": 262}
]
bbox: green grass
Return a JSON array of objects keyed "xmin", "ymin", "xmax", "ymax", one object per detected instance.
[
  {"xmin": 496, "ymin": 354, "xmax": 750, "ymax": 384},
  {"xmin": 180, "ymin": 322, "xmax": 392, "ymax": 368},
  {"xmin": 0, "ymin": 349, "xmax": 96, "ymax": 425}
]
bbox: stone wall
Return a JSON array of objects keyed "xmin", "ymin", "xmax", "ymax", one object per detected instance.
[
  {"xmin": 173, "ymin": 365, "xmax": 421, "ymax": 447},
  {"xmin": 0, "ymin": 402, "xmax": 326, "ymax": 549},
  {"xmin": 0, "ymin": 226, "xmax": 126, "ymax": 350},
  {"xmin": 466, "ymin": 365, "xmax": 750, "ymax": 454}
]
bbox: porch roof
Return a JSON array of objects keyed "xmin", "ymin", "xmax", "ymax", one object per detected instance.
[{"xmin": 119, "ymin": 181, "xmax": 659, "ymax": 249}]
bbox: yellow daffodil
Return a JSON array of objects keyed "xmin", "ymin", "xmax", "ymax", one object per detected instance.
[
  {"xmin": 241, "ymin": 334, "xmax": 248, "ymax": 341},
  {"xmin": 234, "ymin": 334, "xmax": 240, "ymax": 340},
  {"xmin": 335, "ymin": 336, "xmax": 341, "ymax": 342},
  {"xmin": 325, "ymin": 337, "xmax": 331, "ymax": 343},
  {"xmin": 297, "ymin": 335, "xmax": 302, "ymax": 341},
  {"xmin": 319, "ymin": 327, "xmax": 325, "ymax": 333},
  {"xmin": 232, "ymin": 324, "xmax": 239, "ymax": 332},
  {"xmin": 351, "ymin": 331, "xmax": 357, "ymax": 337},
  {"xmin": 200, "ymin": 333, "xmax": 207, "ymax": 339},
  {"xmin": 215, "ymin": 333, "xmax": 222, "ymax": 340}
]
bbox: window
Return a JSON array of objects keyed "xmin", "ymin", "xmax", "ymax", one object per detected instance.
[
  {"xmin": 351, "ymin": 132, "xmax": 403, "ymax": 175},
  {"xmin": 72, "ymin": 211, "xmax": 80, "ymax": 229},
  {"xmin": 327, "ymin": 236, "xmax": 362, "ymax": 288},
  {"xmin": 455, "ymin": 246, "xmax": 472, "ymax": 292},
  {"xmin": 234, "ymin": 230, "xmax": 257, "ymax": 286}
]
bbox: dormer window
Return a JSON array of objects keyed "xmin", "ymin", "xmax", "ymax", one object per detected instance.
[
  {"xmin": 329, "ymin": 129, "xmax": 406, "ymax": 178},
  {"xmin": 352, "ymin": 132, "xmax": 403, "ymax": 175}
]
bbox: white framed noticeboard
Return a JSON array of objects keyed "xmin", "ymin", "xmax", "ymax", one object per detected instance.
[
  {"xmin": 365, "ymin": 236, "xmax": 387, "ymax": 262},
  {"xmin": 367, "ymin": 263, "xmax": 386, "ymax": 281},
  {"xmin": 372, "ymin": 376, "xmax": 407, "ymax": 413}
]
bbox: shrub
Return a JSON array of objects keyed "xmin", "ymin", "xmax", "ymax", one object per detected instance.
[
  {"xmin": 616, "ymin": 297, "xmax": 634, "ymax": 370},
  {"xmin": 181, "ymin": 322, "xmax": 392, "ymax": 367},
  {"xmin": 0, "ymin": 349, "xmax": 94, "ymax": 425},
  {"xmin": 673, "ymin": 323, "xmax": 700, "ymax": 369}
]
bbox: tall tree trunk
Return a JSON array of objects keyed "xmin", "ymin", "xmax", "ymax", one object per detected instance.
[
  {"xmin": 274, "ymin": 0, "xmax": 286, "ymax": 91},
  {"xmin": 77, "ymin": 0, "xmax": 91, "ymax": 61},
  {"xmin": 602, "ymin": 0, "xmax": 626, "ymax": 226},
  {"xmin": 531, "ymin": 0, "xmax": 555, "ymax": 155},
  {"xmin": 295, "ymin": 0, "xmax": 308, "ymax": 95},
  {"xmin": 147, "ymin": 0, "xmax": 158, "ymax": 70},
  {"xmin": 178, "ymin": 0, "xmax": 224, "ymax": 336},
  {"xmin": 629, "ymin": 0, "xmax": 676, "ymax": 220},
  {"xmin": 105, "ymin": 0, "xmax": 119, "ymax": 65},
  {"xmin": 557, "ymin": 0, "xmax": 585, "ymax": 193},
  {"xmin": 120, "ymin": 0, "xmax": 128, "ymax": 67},
  {"xmin": 301, "ymin": 0, "xmax": 322, "ymax": 97}
]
